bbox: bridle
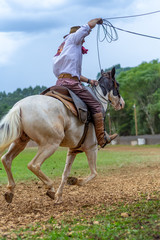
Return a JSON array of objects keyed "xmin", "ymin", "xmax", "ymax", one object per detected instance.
[
  {"xmin": 112, "ymin": 77, "xmax": 121, "ymax": 99},
  {"xmin": 92, "ymin": 85, "xmax": 111, "ymax": 105},
  {"xmin": 92, "ymin": 74, "xmax": 121, "ymax": 106}
]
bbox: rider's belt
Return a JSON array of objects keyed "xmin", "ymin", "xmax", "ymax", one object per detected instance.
[{"xmin": 58, "ymin": 73, "xmax": 79, "ymax": 81}]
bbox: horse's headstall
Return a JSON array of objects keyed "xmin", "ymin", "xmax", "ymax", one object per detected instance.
[{"xmin": 99, "ymin": 69, "xmax": 120, "ymax": 98}]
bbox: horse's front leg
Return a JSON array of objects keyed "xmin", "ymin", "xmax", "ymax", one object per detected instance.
[
  {"xmin": 76, "ymin": 147, "xmax": 98, "ymax": 186},
  {"xmin": 55, "ymin": 149, "xmax": 76, "ymax": 204}
]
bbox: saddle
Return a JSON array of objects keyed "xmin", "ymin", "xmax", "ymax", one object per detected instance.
[
  {"xmin": 41, "ymin": 86, "xmax": 90, "ymax": 124},
  {"xmin": 41, "ymin": 86, "xmax": 91, "ymax": 150}
]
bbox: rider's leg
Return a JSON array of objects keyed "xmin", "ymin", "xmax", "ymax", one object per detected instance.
[
  {"xmin": 76, "ymin": 89, "xmax": 118, "ymax": 147},
  {"xmin": 92, "ymin": 112, "xmax": 118, "ymax": 148},
  {"xmin": 57, "ymin": 80, "xmax": 118, "ymax": 148}
]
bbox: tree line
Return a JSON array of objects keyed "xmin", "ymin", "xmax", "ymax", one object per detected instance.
[
  {"xmin": 0, "ymin": 86, "xmax": 46, "ymax": 121},
  {"xmin": 0, "ymin": 59, "xmax": 160, "ymax": 136},
  {"xmin": 104, "ymin": 59, "xmax": 160, "ymax": 135}
]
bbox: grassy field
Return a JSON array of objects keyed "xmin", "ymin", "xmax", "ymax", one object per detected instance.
[
  {"xmin": 0, "ymin": 145, "xmax": 160, "ymax": 239},
  {"xmin": 0, "ymin": 145, "xmax": 160, "ymax": 183},
  {"xmin": 12, "ymin": 198, "xmax": 159, "ymax": 240}
]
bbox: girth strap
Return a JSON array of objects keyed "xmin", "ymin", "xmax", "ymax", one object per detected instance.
[{"xmin": 71, "ymin": 121, "xmax": 90, "ymax": 151}]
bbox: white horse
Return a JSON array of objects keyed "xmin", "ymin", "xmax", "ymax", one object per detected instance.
[{"xmin": 0, "ymin": 68, "xmax": 124, "ymax": 204}]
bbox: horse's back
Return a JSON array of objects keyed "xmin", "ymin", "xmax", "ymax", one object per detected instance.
[
  {"xmin": 16, "ymin": 95, "xmax": 85, "ymax": 147},
  {"xmin": 17, "ymin": 95, "xmax": 64, "ymax": 112}
]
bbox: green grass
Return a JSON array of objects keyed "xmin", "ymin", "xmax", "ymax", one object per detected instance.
[
  {"xmin": 0, "ymin": 146, "xmax": 160, "ymax": 239},
  {"xmin": 0, "ymin": 145, "xmax": 160, "ymax": 183},
  {"xmin": 0, "ymin": 148, "xmax": 68, "ymax": 183},
  {"xmin": 1, "ymin": 197, "xmax": 160, "ymax": 240}
]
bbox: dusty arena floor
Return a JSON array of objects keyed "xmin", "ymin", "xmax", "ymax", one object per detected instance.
[{"xmin": 0, "ymin": 146, "xmax": 160, "ymax": 235}]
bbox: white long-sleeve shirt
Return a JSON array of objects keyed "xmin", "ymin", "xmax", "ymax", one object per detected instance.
[{"xmin": 53, "ymin": 24, "xmax": 91, "ymax": 79}]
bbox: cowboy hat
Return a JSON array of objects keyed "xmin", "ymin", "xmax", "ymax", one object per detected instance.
[{"xmin": 63, "ymin": 26, "xmax": 81, "ymax": 38}]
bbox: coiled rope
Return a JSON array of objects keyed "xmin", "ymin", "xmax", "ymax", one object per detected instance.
[
  {"xmin": 97, "ymin": 20, "xmax": 118, "ymax": 70},
  {"xmin": 97, "ymin": 11, "xmax": 160, "ymax": 71}
]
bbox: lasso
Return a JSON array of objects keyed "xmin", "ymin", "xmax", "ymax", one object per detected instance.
[{"xmin": 97, "ymin": 10, "xmax": 160, "ymax": 71}]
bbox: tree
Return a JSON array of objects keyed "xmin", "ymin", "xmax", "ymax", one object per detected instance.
[
  {"xmin": 0, "ymin": 85, "xmax": 47, "ymax": 120},
  {"xmin": 111, "ymin": 60, "xmax": 160, "ymax": 135},
  {"xmin": 96, "ymin": 64, "xmax": 132, "ymax": 79}
]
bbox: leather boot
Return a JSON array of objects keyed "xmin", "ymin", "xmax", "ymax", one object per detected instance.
[{"xmin": 93, "ymin": 112, "xmax": 118, "ymax": 148}]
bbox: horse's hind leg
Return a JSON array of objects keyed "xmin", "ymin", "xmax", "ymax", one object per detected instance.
[
  {"xmin": 27, "ymin": 143, "xmax": 59, "ymax": 200},
  {"xmin": 1, "ymin": 135, "xmax": 29, "ymax": 203}
]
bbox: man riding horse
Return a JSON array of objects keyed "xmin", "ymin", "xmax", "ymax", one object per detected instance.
[{"xmin": 53, "ymin": 18, "xmax": 117, "ymax": 148}]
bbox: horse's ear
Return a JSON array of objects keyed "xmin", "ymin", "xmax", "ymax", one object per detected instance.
[
  {"xmin": 101, "ymin": 69, "xmax": 104, "ymax": 75},
  {"xmin": 111, "ymin": 67, "xmax": 115, "ymax": 78}
]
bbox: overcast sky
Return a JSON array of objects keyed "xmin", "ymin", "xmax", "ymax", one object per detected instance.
[{"xmin": 0, "ymin": 0, "xmax": 160, "ymax": 93}]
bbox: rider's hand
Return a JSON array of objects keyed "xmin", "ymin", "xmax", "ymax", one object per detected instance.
[
  {"xmin": 88, "ymin": 18, "xmax": 103, "ymax": 29},
  {"xmin": 89, "ymin": 80, "xmax": 99, "ymax": 86},
  {"xmin": 97, "ymin": 18, "xmax": 103, "ymax": 25}
]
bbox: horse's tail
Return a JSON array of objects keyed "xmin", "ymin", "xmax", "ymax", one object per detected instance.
[{"xmin": 0, "ymin": 105, "xmax": 22, "ymax": 154}]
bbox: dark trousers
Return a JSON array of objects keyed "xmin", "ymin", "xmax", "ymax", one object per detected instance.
[{"xmin": 56, "ymin": 79, "xmax": 102, "ymax": 114}]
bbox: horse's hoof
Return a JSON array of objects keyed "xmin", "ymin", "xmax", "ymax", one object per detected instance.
[
  {"xmin": 54, "ymin": 200, "xmax": 63, "ymax": 205},
  {"xmin": 76, "ymin": 179, "xmax": 84, "ymax": 186},
  {"xmin": 67, "ymin": 177, "xmax": 78, "ymax": 185},
  {"xmin": 46, "ymin": 190, "xmax": 55, "ymax": 200},
  {"xmin": 4, "ymin": 192, "xmax": 14, "ymax": 203}
]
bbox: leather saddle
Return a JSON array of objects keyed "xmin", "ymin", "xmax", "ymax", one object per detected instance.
[{"xmin": 41, "ymin": 86, "xmax": 90, "ymax": 124}]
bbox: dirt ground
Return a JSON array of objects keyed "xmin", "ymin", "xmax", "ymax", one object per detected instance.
[{"xmin": 0, "ymin": 146, "xmax": 160, "ymax": 235}]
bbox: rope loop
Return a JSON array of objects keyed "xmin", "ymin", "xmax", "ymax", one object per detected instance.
[
  {"xmin": 96, "ymin": 16, "xmax": 160, "ymax": 71},
  {"xmin": 96, "ymin": 19, "xmax": 118, "ymax": 71}
]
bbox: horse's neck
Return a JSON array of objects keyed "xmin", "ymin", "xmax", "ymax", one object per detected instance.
[{"xmin": 95, "ymin": 85, "xmax": 108, "ymax": 112}]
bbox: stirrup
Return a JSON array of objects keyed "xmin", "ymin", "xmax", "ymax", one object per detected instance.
[{"xmin": 101, "ymin": 133, "xmax": 118, "ymax": 148}]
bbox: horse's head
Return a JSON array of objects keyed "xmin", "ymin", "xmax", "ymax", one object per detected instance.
[{"xmin": 98, "ymin": 67, "xmax": 125, "ymax": 111}]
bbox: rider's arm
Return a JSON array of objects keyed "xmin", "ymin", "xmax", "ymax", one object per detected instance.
[
  {"xmin": 72, "ymin": 18, "xmax": 103, "ymax": 45},
  {"xmin": 80, "ymin": 75, "xmax": 98, "ymax": 86},
  {"xmin": 72, "ymin": 24, "xmax": 91, "ymax": 45}
]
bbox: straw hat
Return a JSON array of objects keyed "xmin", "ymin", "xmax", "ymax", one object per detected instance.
[{"xmin": 64, "ymin": 26, "xmax": 81, "ymax": 38}]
